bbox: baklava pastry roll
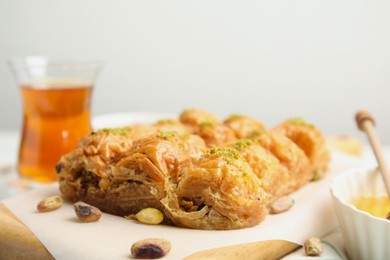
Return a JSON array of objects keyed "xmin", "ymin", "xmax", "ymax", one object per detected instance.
[
  {"xmin": 58, "ymin": 128, "xmax": 134, "ymax": 201},
  {"xmin": 162, "ymin": 147, "xmax": 269, "ymax": 230},
  {"xmin": 179, "ymin": 108, "xmax": 220, "ymax": 129},
  {"xmin": 224, "ymin": 114, "xmax": 267, "ymax": 139},
  {"xmin": 196, "ymin": 123, "xmax": 237, "ymax": 147},
  {"xmin": 274, "ymin": 118, "xmax": 330, "ymax": 180},
  {"xmin": 58, "ymin": 131, "xmax": 206, "ymax": 217},
  {"xmin": 179, "ymin": 108, "xmax": 237, "ymax": 147},
  {"xmin": 153, "ymin": 119, "xmax": 189, "ymax": 135},
  {"xmin": 233, "ymin": 139, "xmax": 290, "ymax": 197},
  {"xmin": 250, "ymin": 130, "xmax": 312, "ymax": 193}
]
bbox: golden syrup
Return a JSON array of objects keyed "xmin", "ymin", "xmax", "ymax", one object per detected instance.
[{"xmin": 351, "ymin": 196, "xmax": 390, "ymax": 218}]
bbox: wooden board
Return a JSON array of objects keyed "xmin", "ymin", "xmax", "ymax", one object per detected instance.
[
  {"xmin": 0, "ymin": 203, "xmax": 53, "ymax": 260},
  {"xmin": 0, "ymin": 203, "xmax": 300, "ymax": 259},
  {"xmin": 185, "ymin": 240, "xmax": 300, "ymax": 260}
]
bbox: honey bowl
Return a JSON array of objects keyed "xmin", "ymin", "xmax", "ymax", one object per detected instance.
[{"xmin": 331, "ymin": 167, "xmax": 390, "ymax": 260}]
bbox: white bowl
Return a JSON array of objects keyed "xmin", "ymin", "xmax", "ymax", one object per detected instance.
[{"xmin": 330, "ymin": 167, "xmax": 390, "ymax": 260}]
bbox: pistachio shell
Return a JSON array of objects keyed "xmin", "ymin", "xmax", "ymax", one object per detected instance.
[
  {"xmin": 131, "ymin": 238, "xmax": 171, "ymax": 259},
  {"xmin": 37, "ymin": 195, "xmax": 63, "ymax": 212}
]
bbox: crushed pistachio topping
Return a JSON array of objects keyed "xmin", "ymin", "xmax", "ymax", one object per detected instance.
[
  {"xmin": 235, "ymin": 139, "xmax": 253, "ymax": 150},
  {"xmin": 240, "ymin": 166, "xmax": 249, "ymax": 177},
  {"xmin": 205, "ymin": 147, "xmax": 239, "ymax": 164},
  {"xmin": 97, "ymin": 127, "xmax": 131, "ymax": 136},
  {"xmin": 287, "ymin": 117, "xmax": 314, "ymax": 127},
  {"xmin": 225, "ymin": 114, "xmax": 243, "ymax": 122},
  {"xmin": 157, "ymin": 131, "xmax": 176, "ymax": 140},
  {"xmin": 180, "ymin": 108, "xmax": 192, "ymax": 116},
  {"xmin": 157, "ymin": 119, "xmax": 176, "ymax": 124},
  {"xmin": 179, "ymin": 133, "xmax": 190, "ymax": 140},
  {"xmin": 198, "ymin": 121, "xmax": 215, "ymax": 128},
  {"xmin": 248, "ymin": 129, "xmax": 266, "ymax": 138}
]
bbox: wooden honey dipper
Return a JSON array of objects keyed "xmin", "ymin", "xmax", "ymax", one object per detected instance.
[{"xmin": 356, "ymin": 110, "xmax": 390, "ymax": 197}]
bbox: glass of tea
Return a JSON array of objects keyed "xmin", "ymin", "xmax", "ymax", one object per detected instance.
[{"xmin": 8, "ymin": 57, "xmax": 102, "ymax": 183}]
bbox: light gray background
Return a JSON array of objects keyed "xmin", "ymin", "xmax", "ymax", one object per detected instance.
[{"xmin": 1, "ymin": 0, "xmax": 390, "ymax": 143}]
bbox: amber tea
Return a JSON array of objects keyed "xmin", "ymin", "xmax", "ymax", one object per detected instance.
[
  {"xmin": 8, "ymin": 57, "xmax": 102, "ymax": 182},
  {"xmin": 18, "ymin": 80, "xmax": 93, "ymax": 182}
]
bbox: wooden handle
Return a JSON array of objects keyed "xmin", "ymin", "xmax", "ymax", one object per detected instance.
[
  {"xmin": 356, "ymin": 110, "xmax": 390, "ymax": 197},
  {"xmin": 184, "ymin": 240, "xmax": 300, "ymax": 260},
  {"xmin": 356, "ymin": 110, "xmax": 375, "ymax": 131}
]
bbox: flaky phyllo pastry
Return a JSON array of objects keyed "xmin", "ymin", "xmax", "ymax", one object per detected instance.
[{"xmin": 57, "ymin": 109, "xmax": 330, "ymax": 230}]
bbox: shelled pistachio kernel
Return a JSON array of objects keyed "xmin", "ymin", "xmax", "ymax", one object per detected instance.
[
  {"xmin": 304, "ymin": 237, "xmax": 323, "ymax": 256},
  {"xmin": 135, "ymin": 208, "xmax": 164, "ymax": 225},
  {"xmin": 269, "ymin": 196, "xmax": 294, "ymax": 214},
  {"xmin": 131, "ymin": 238, "xmax": 171, "ymax": 259},
  {"xmin": 311, "ymin": 170, "xmax": 325, "ymax": 181},
  {"xmin": 37, "ymin": 195, "xmax": 63, "ymax": 212},
  {"xmin": 73, "ymin": 201, "xmax": 102, "ymax": 222}
]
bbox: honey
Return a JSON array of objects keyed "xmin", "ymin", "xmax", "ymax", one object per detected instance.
[
  {"xmin": 18, "ymin": 80, "xmax": 93, "ymax": 182},
  {"xmin": 350, "ymin": 196, "xmax": 390, "ymax": 218}
]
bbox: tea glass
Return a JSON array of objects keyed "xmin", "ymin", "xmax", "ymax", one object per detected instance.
[{"xmin": 8, "ymin": 57, "xmax": 102, "ymax": 182}]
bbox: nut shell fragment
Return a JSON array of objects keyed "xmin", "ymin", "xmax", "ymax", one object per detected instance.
[
  {"xmin": 304, "ymin": 237, "xmax": 323, "ymax": 256},
  {"xmin": 37, "ymin": 195, "xmax": 63, "ymax": 212},
  {"xmin": 269, "ymin": 196, "xmax": 294, "ymax": 214},
  {"xmin": 73, "ymin": 201, "xmax": 102, "ymax": 222},
  {"xmin": 131, "ymin": 238, "xmax": 171, "ymax": 259},
  {"xmin": 135, "ymin": 208, "xmax": 164, "ymax": 225}
]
